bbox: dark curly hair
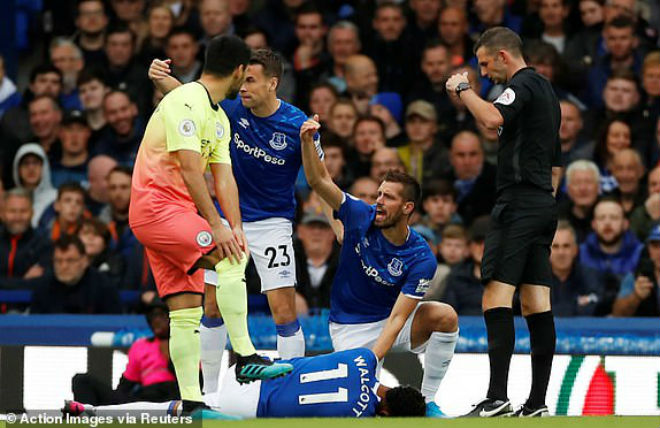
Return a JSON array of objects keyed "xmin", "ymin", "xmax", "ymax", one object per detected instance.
[{"xmin": 384, "ymin": 385, "xmax": 426, "ymax": 417}]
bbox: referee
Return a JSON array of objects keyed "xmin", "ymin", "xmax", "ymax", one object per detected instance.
[{"xmin": 446, "ymin": 27, "xmax": 561, "ymax": 417}]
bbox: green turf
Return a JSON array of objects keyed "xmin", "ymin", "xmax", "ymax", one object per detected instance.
[
  {"xmin": 203, "ymin": 417, "xmax": 659, "ymax": 428},
  {"xmin": 2, "ymin": 416, "xmax": 658, "ymax": 428}
]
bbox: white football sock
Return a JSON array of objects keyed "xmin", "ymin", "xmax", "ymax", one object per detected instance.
[
  {"xmin": 200, "ymin": 321, "xmax": 227, "ymax": 395},
  {"xmin": 421, "ymin": 329, "xmax": 459, "ymax": 403}
]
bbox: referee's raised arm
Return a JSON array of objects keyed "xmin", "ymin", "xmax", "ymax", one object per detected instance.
[{"xmin": 454, "ymin": 27, "xmax": 561, "ymax": 419}]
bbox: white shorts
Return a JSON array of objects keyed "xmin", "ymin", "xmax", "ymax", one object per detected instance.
[
  {"xmin": 204, "ymin": 217, "xmax": 297, "ymax": 293},
  {"xmin": 205, "ymin": 367, "xmax": 260, "ymax": 418},
  {"xmin": 329, "ymin": 302, "xmax": 429, "ymax": 354}
]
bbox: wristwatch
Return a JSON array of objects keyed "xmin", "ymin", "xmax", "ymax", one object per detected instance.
[{"xmin": 455, "ymin": 82, "xmax": 471, "ymax": 97}]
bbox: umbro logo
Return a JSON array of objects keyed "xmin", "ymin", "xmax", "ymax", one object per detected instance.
[{"xmin": 238, "ymin": 118, "xmax": 250, "ymax": 129}]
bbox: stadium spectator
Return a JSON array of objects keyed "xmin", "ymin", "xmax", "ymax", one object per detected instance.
[
  {"xmin": 74, "ymin": 0, "xmax": 110, "ymax": 64},
  {"xmin": 559, "ymin": 160, "xmax": 601, "ymax": 243},
  {"xmin": 94, "ymin": 91, "xmax": 143, "ymax": 166},
  {"xmin": 51, "ymin": 110, "xmax": 92, "ymax": 189},
  {"xmin": 295, "ymin": 211, "xmax": 340, "ymax": 311},
  {"xmin": 438, "ymin": 7, "xmax": 472, "ymax": 67},
  {"xmin": 29, "ymin": 235, "xmax": 121, "ymax": 314},
  {"xmin": 0, "ymin": 55, "xmax": 21, "ymax": 119},
  {"xmin": 50, "ymin": 38, "xmax": 85, "ymax": 110},
  {"xmin": 325, "ymin": 21, "xmax": 362, "ymax": 90},
  {"xmin": 640, "ymin": 51, "xmax": 660, "ymax": 123},
  {"xmin": 243, "ymin": 26, "xmax": 269, "ymax": 50},
  {"xmin": 292, "ymin": 4, "xmax": 328, "ymax": 105},
  {"xmin": 579, "ymin": 197, "xmax": 643, "ymax": 278},
  {"xmin": 104, "ymin": 25, "xmax": 152, "ymax": 112},
  {"xmin": 165, "ymin": 28, "xmax": 201, "ymax": 84},
  {"xmin": 43, "ymin": 183, "xmax": 87, "ymax": 243},
  {"xmin": 607, "ymin": 148, "xmax": 646, "ymax": 216},
  {"xmin": 612, "ymin": 224, "xmax": 660, "ymax": 317},
  {"xmin": 420, "ymin": 179, "xmax": 461, "ymax": 244},
  {"xmin": 370, "ymin": 147, "xmax": 405, "ymax": 184},
  {"xmin": 422, "ymin": 223, "xmax": 468, "ymax": 302},
  {"xmin": 28, "ymin": 95, "xmax": 63, "ymax": 156},
  {"xmin": 326, "ymin": 99, "xmax": 358, "ymax": 142},
  {"xmin": 397, "ymin": 100, "xmax": 448, "ymax": 183},
  {"xmin": 630, "ymin": 165, "xmax": 660, "ymax": 240},
  {"xmin": 408, "ymin": 0, "xmax": 441, "ymax": 49},
  {"xmin": 77, "ymin": 217, "xmax": 124, "ymax": 286},
  {"xmin": 342, "ymin": 55, "xmax": 379, "ymax": 114},
  {"xmin": 603, "ymin": 0, "xmax": 658, "ymax": 50},
  {"xmin": 348, "ymin": 116, "xmax": 386, "ymax": 179},
  {"xmin": 99, "ymin": 166, "xmax": 140, "ymax": 262},
  {"xmin": 11, "ymin": 144, "xmax": 57, "ymax": 228},
  {"xmin": 594, "ymin": 118, "xmax": 633, "ymax": 192},
  {"xmin": 564, "ymin": 0, "xmax": 605, "ymax": 76},
  {"xmin": 437, "ymin": 65, "xmax": 480, "ymax": 142},
  {"xmin": 86, "ymin": 155, "xmax": 118, "ymax": 216},
  {"xmin": 110, "ymin": 0, "xmax": 147, "ymax": 42},
  {"xmin": 586, "ymin": 16, "xmax": 642, "ymax": 109},
  {"xmin": 369, "ymin": 93, "xmax": 405, "ymax": 146},
  {"xmin": 321, "ymin": 132, "xmax": 351, "ymax": 190},
  {"xmin": 470, "ymin": 0, "xmax": 523, "ymax": 36},
  {"xmin": 558, "ymin": 100, "xmax": 595, "ymax": 167},
  {"xmin": 439, "ymin": 216, "xmax": 489, "ymax": 315},
  {"xmin": 72, "ymin": 300, "xmax": 177, "ymax": 404},
  {"xmin": 251, "ymin": 0, "xmax": 300, "ymax": 58},
  {"xmin": 137, "ymin": 4, "xmax": 174, "ymax": 66},
  {"xmin": 308, "ymin": 82, "xmax": 338, "ymax": 124},
  {"xmin": 549, "ymin": 220, "xmax": 614, "ymax": 316},
  {"xmin": 0, "ymin": 189, "xmax": 51, "ymax": 280},
  {"xmin": 366, "ymin": 2, "xmax": 415, "ymax": 94},
  {"xmin": 406, "ymin": 41, "xmax": 452, "ymax": 119},
  {"xmin": 443, "ymin": 130, "xmax": 497, "ymax": 226},
  {"xmin": 349, "ymin": 177, "xmax": 379, "ymax": 206},
  {"xmin": 199, "ymin": 0, "xmax": 234, "ymax": 49},
  {"xmin": 535, "ymin": 0, "xmax": 571, "ymax": 54},
  {"xmin": 77, "ymin": 68, "xmax": 110, "ymax": 133},
  {"xmin": 1, "ymin": 64, "xmax": 62, "ymax": 146}
]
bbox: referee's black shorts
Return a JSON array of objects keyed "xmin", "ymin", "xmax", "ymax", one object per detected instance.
[{"xmin": 481, "ymin": 186, "xmax": 558, "ymax": 287}]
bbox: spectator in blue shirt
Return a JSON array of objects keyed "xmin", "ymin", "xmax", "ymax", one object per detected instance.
[{"xmin": 579, "ymin": 197, "xmax": 643, "ymax": 279}]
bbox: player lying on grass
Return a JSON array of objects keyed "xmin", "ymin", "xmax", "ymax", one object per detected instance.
[
  {"xmin": 298, "ymin": 116, "xmax": 460, "ymax": 417},
  {"xmin": 63, "ymin": 348, "xmax": 426, "ymax": 419}
]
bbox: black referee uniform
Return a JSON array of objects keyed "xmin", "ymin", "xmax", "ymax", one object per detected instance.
[{"xmin": 481, "ymin": 67, "xmax": 561, "ymax": 288}]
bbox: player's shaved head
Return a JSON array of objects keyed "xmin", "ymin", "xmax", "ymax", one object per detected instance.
[{"xmin": 203, "ymin": 34, "xmax": 251, "ymax": 77}]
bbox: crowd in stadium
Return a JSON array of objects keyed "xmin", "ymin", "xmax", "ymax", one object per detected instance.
[{"xmin": 0, "ymin": 0, "xmax": 658, "ymax": 318}]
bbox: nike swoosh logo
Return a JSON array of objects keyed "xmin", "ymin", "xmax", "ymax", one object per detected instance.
[{"xmin": 479, "ymin": 404, "xmax": 508, "ymax": 417}]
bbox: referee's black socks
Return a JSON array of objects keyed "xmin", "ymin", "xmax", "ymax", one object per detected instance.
[
  {"xmin": 525, "ymin": 310, "xmax": 556, "ymax": 408},
  {"xmin": 484, "ymin": 307, "xmax": 514, "ymax": 401}
]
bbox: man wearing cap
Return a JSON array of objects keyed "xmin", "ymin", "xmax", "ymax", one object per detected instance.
[
  {"xmin": 397, "ymin": 100, "xmax": 449, "ymax": 184},
  {"xmin": 294, "ymin": 211, "xmax": 340, "ymax": 310},
  {"xmin": 51, "ymin": 109, "xmax": 92, "ymax": 188},
  {"xmin": 612, "ymin": 224, "xmax": 660, "ymax": 317}
]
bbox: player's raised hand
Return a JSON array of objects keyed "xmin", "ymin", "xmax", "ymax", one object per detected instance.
[
  {"xmin": 213, "ymin": 225, "xmax": 242, "ymax": 265},
  {"xmin": 300, "ymin": 114, "xmax": 321, "ymax": 144},
  {"xmin": 149, "ymin": 58, "xmax": 172, "ymax": 81}
]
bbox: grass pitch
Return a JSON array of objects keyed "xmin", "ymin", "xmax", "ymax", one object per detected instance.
[
  {"xmin": 204, "ymin": 417, "xmax": 658, "ymax": 428},
  {"xmin": 2, "ymin": 416, "xmax": 658, "ymax": 428}
]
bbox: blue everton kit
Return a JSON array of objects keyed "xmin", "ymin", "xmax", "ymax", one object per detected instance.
[
  {"xmin": 330, "ymin": 194, "xmax": 437, "ymax": 324},
  {"xmin": 220, "ymin": 97, "xmax": 321, "ymax": 222},
  {"xmin": 257, "ymin": 348, "xmax": 379, "ymax": 418}
]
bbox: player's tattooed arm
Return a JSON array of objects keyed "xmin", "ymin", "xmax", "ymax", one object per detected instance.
[
  {"xmin": 371, "ymin": 294, "xmax": 419, "ymax": 360},
  {"xmin": 300, "ymin": 114, "xmax": 344, "ymax": 211},
  {"xmin": 149, "ymin": 58, "xmax": 182, "ymax": 95}
]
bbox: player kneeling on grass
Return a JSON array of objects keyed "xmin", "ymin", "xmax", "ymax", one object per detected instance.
[
  {"xmin": 63, "ymin": 349, "xmax": 425, "ymax": 419},
  {"xmin": 299, "ymin": 116, "xmax": 459, "ymax": 417}
]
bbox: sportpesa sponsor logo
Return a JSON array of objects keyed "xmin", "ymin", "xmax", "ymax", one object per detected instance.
[
  {"xmin": 355, "ymin": 243, "xmax": 394, "ymax": 287},
  {"xmin": 234, "ymin": 133, "xmax": 286, "ymax": 165}
]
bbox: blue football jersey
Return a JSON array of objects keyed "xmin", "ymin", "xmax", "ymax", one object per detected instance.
[
  {"xmin": 257, "ymin": 348, "xmax": 379, "ymax": 418},
  {"xmin": 330, "ymin": 194, "xmax": 438, "ymax": 324},
  {"xmin": 220, "ymin": 97, "xmax": 320, "ymax": 222}
]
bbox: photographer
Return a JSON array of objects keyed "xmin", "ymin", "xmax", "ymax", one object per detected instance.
[{"xmin": 612, "ymin": 225, "xmax": 660, "ymax": 317}]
